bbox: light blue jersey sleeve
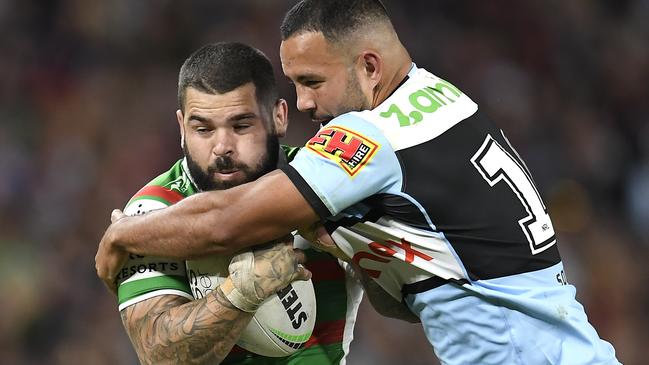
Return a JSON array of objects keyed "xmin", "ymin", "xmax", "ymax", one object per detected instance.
[{"xmin": 280, "ymin": 113, "xmax": 402, "ymax": 218}]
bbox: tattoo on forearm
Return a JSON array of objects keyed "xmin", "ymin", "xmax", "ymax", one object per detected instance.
[{"xmin": 121, "ymin": 287, "xmax": 253, "ymax": 365}]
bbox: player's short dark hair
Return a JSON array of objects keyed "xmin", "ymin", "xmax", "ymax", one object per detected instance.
[
  {"xmin": 178, "ymin": 42, "xmax": 278, "ymax": 117},
  {"xmin": 280, "ymin": 0, "xmax": 392, "ymax": 43}
]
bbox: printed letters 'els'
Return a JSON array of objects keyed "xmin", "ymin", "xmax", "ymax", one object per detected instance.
[{"xmin": 306, "ymin": 126, "xmax": 380, "ymax": 176}]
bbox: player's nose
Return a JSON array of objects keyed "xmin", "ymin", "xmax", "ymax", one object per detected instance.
[
  {"xmin": 212, "ymin": 129, "xmax": 235, "ymax": 156},
  {"xmin": 296, "ymin": 89, "xmax": 316, "ymax": 113}
]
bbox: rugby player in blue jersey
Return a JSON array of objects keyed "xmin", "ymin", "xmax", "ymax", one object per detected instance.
[{"xmin": 97, "ymin": 1, "xmax": 620, "ymax": 363}]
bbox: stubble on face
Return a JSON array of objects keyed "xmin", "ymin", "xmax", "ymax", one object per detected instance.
[
  {"xmin": 341, "ymin": 68, "xmax": 371, "ymax": 115},
  {"xmin": 308, "ymin": 67, "xmax": 371, "ymax": 125}
]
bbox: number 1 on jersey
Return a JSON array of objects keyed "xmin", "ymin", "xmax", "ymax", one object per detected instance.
[{"xmin": 471, "ymin": 134, "xmax": 556, "ymax": 254}]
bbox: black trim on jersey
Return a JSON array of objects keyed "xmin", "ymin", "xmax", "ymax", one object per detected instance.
[
  {"xmin": 324, "ymin": 216, "xmax": 362, "ymax": 234},
  {"xmin": 395, "ymin": 150, "xmax": 408, "ymax": 193},
  {"xmin": 402, "ymin": 276, "xmax": 470, "ymax": 296},
  {"xmin": 367, "ymin": 194, "xmax": 436, "ymax": 232},
  {"xmin": 279, "ymin": 164, "xmax": 331, "ymax": 219},
  {"xmin": 322, "ymin": 202, "xmax": 381, "ymax": 234},
  {"xmin": 321, "ymin": 193, "xmax": 436, "ymax": 235}
]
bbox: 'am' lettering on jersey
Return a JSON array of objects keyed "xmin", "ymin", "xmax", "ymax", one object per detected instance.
[{"xmin": 306, "ymin": 126, "xmax": 380, "ymax": 176}]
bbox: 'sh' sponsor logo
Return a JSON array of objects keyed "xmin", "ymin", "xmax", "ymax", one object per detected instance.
[{"xmin": 306, "ymin": 126, "xmax": 380, "ymax": 176}]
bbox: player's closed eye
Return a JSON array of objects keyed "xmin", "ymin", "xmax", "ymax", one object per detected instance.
[
  {"xmin": 233, "ymin": 124, "xmax": 251, "ymax": 132},
  {"xmin": 304, "ymin": 80, "xmax": 322, "ymax": 88},
  {"xmin": 195, "ymin": 126, "xmax": 213, "ymax": 135}
]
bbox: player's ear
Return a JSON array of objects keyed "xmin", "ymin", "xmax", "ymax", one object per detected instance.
[
  {"xmin": 272, "ymin": 98, "xmax": 289, "ymax": 137},
  {"xmin": 176, "ymin": 109, "xmax": 185, "ymax": 148},
  {"xmin": 360, "ymin": 50, "xmax": 382, "ymax": 90}
]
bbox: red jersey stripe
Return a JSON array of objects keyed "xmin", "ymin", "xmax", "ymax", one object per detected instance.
[
  {"xmin": 304, "ymin": 319, "xmax": 345, "ymax": 347},
  {"xmin": 131, "ymin": 185, "xmax": 184, "ymax": 205}
]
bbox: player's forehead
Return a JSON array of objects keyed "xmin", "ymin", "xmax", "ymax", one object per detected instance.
[
  {"xmin": 183, "ymin": 83, "xmax": 262, "ymax": 121},
  {"xmin": 280, "ymin": 31, "xmax": 345, "ymax": 77}
]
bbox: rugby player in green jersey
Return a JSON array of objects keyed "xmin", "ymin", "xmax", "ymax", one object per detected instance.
[{"xmin": 115, "ymin": 42, "xmax": 365, "ymax": 364}]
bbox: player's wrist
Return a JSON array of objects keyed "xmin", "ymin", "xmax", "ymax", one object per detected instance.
[
  {"xmin": 106, "ymin": 218, "xmax": 128, "ymax": 250},
  {"xmin": 220, "ymin": 276, "xmax": 262, "ymax": 313},
  {"xmin": 110, "ymin": 215, "xmax": 139, "ymax": 251}
]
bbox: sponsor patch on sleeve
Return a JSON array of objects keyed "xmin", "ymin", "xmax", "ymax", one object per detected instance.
[{"xmin": 306, "ymin": 126, "xmax": 380, "ymax": 177}]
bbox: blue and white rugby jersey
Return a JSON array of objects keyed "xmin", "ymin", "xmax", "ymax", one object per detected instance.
[{"xmin": 280, "ymin": 64, "xmax": 619, "ymax": 364}]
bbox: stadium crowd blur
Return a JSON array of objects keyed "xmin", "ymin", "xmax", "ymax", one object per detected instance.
[{"xmin": 0, "ymin": 1, "xmax": 647, "ymax": 364}]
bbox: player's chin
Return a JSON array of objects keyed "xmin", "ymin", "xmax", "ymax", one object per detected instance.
[{"xmin": 212, "ymin": 175, "xmax": 249, "ymax": 190}]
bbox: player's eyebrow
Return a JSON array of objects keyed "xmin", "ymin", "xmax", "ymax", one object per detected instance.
[
  {"xmin": 295, "ymin": 74, "xmax": 322, "ymax": 84},
  {"xmin": 188, "ymin": 114, "xmax": 211, "ymax": 124},
  {"xmin": 228, "ymin": 112, "xmax": 257, "ymax": 122}
]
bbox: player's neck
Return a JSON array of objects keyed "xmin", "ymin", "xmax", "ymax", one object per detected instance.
[{"xmin": 372, "ymin": 48, "xmax": 412, "ymax": 109}]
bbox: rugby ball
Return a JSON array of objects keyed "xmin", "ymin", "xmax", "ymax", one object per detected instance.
[{"xmin": 186, "ymin": 255, "xmax": 316, "ymax": 357}]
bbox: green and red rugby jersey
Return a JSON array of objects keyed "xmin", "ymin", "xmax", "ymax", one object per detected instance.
[{"xmin": 116, "ymin": 147, "xmax": 363, "ymax": 365}]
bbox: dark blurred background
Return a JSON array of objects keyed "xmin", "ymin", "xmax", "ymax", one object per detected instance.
[{"xmin": 0, "ymin": 0, "xmax": 647, "ymax": 364}]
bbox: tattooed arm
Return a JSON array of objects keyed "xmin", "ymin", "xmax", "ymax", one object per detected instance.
[
  {"xmin": 119, "ymin": 240, "xmax": 311, "ymax": 365},
  {"xmin": 121, "ymin": 283, "xmax": 252, "ymax": 365}
]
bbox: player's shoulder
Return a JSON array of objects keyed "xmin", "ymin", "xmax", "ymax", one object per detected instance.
[
  {"xmin": 349, "ymin": 64, "xmax": 478, "ymax": 151},
  {"xmin": 328, "ymin": 110, "xmax": 378, "ymax": 129},
  {"xmin": 315, "ymin": 110, "xmax": 389, "ymax": 148},
  {"xmin": 124, "ymin": 159, "xmax": 198, "ymax": 214}
]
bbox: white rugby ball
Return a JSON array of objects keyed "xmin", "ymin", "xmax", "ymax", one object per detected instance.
[{"xmin": 186, "ymin": 255, "xmax": 316, "ymax": 357}]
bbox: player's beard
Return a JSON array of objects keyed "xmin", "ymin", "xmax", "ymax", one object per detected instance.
[{"xmin": 183, "ymin": 134, "xmax": 279, "ymax": 192}]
